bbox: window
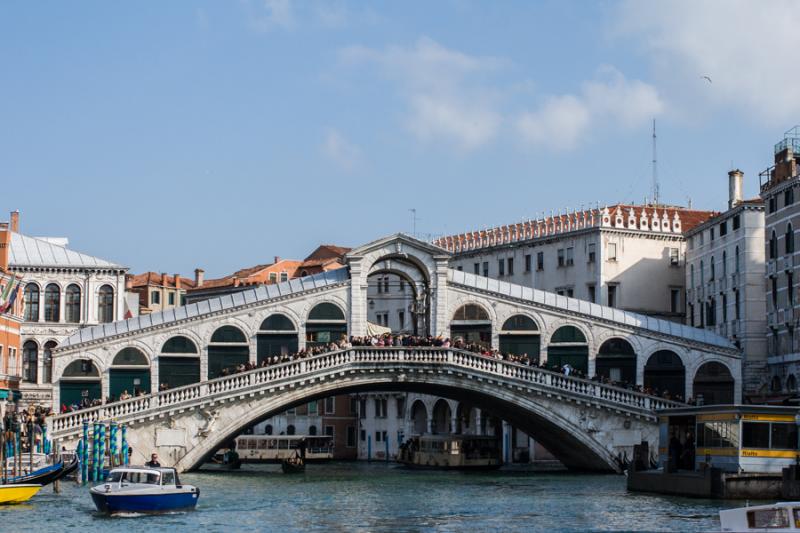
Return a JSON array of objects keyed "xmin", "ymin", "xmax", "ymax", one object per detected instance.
[
  {"xmin": 735, "ymin": 246, "xmax": 740, "ymax": 273},
  {"xmin": 325, "ymin": 397, "xmax": 335, "ymax": 415},
  {"xmin": 707, "ymin": 298, "xmax": 717, "ymax": 326},
  {"xmin": 324, "ymin": 426, "xmax": 334, "ymax": 438},
  {"xmin": 524, "ymin": 254, "xmax": 532, "ymax": 272},
  {"xmin": 566, "ymin": 288, "xmax": 574, "ymax": 298},
  {"xmin": 269, "ymin": 272, "xmax": 277, "ymax": 283},
  {"xmin": 787, "ymin": 224, "xmax": 795, "ymax": 254},
  {"xmin": 733, "ymin": 214, "xmax": 741, "ymax": 230},
  {"xmin": 473, "ymin": 263, "xmax": 480, "ymax": 275},
  {"xmin": 736, "ymin": 291, "xmax": 741, "ymax": 319},
  {"xmin": 498, "ymin": 259, "xmax": 505, "ymax": 276},
  {"xmin": 588, "ymin": 285, "xmax": 596, "ymax": 303},
  {"xmin": 346, "ymin": 426, "xmax": 356, "ymax": 448},
  {"xmin": 22, "ymin": 341, "xmax": 37, "ymax": 383},
  {"xmin": 65, "ymin": 284, "xmax": 81, "ymax": 323},
  {"xmin": 588, "ymin": 243, "xmax": 596, "ymax": 263},
  {"xmin": 786, "ymin": 187, "xmax": 795, "ymax": 207},
  {"xmin": 722, "ymin": 251, "xmax": 728, "ymax": 278},
  {"xmin": 168, "ymin": 292, "xmax": 175, "ymax": 305},
  {"xmin": 607, "ymin": 243, "xmax": 617, "ymax": 261},
  {"xmin": 566, "ymin": 247, "xmax": 574, "ymax": 266},
  {"xmin": 24, "ymin": 284, "xmax": 39, "ymax": 322},
  {"xmin": 399, "ymin": 281, "xmax": 405, "ymax": 292},
  {"xmin": 42, "ymin": 341, "xmax": 56, "ymax": 383},
  {"xmin": 383, "ymin": 278, "xmax": 389, "ymax": 293},
  {"xmin": 557, "ymin": 249, "xmax": 565, "ymax": 267},
  {"xmin": 507, "ymin": 258, "xmax": 514, "ymax": 276},
  {"xmin": 44, "ymin": 284, "xmax": 60, "ymax": 322},
  {"xmin": 691, "ymin": 264, "xmax": 695, "ymax": 288},
  {"xmin": 669, "ymin": 248, "xmax": 679, "ymax": 266},
  {"xmin": 396, "ymin": 397, "xmax": 405, "ymax": 418},
  {"xmin": 789, "ymin": 273, "xmax": 795, "ymax": 306},
  {"xmin": 670, "ymin": 289, "xmax": 680, "ymax": 314},
  {"xmin": 482, "ymin": 262, "xmax": 489, "ymax": 277},
  {"xmin": 308, "ymin": 400, "xmax": 318, "ymax": 415},
  {"xmin": 719, "ymin": 221, "xmax": 727, "ymax": 236},
  {"xmin": 536, "ymin": 252, "xmax": 544, "ymax": 271},
  {"xmin": 180, "ymin": 295, "xmax": 186, "ymax": 306},
  {"xmin": 770, "ymin": 231, "xmax": 778, "ymax": 260},
  {"xmin": 456, "ymin": 266, "xmax": 462, "ymax": 271},
  {"xmin": 747, "ymin": 509, "xmax": 789, "ymax": 529},
  {"xmin": 769, "ymin": 196, "xmax": 777, "ymax": 213},
  {"xmin": 374, "ymin": 398, "xmax": 388, "ymax": 418},
  {"xmin": 773, "ymin": 277, "xmax": 779, "ymax": 309},
  {"xmin": 772, "ymin": 423, "xmax": 799, "ymax": 450},
  {"xmin": 722, "ymin": 293, "xmax": 728, "ymax": 322},
  {"xmin": 360, "ymin": 429, "xmax": 366, "ymax": 442},
  {"xmin": 359, "ymin": 399, "xmax": 366, "ymax": 419},
  {"xmin": 710, "ymin": 227, "xmax": 715, "ymax": 241},
  {"xmin": 710, "ymin": 256, "xmax": 715, "ymax": 281},
  {"xmin": 398, "ymin": 311, "xmax": 405, "ymax": 329},
  {"xmin": 608, "ymin": 285, "xmax": 617, "ymax": 308},
  {"xmin": 97, "ymin": 285, "xmax": 114, "ymax": 323},
  {"xmin": 689, "ymin": 303, "xmax": 695, "ymax": 326},
  {"xmin": 280, "ymin": 272, "xmax": 288, "ymax": 283},
  {"xmin": 700, "ymin": 260, "xmax": 705, "ymax": 285},
  {"xmin": 742, "ymin": 422, "xmax": 771, "ymax": 448},
  {"xmin": 151, "ymin": 291, "xmax": 160, "ymax": 305}
]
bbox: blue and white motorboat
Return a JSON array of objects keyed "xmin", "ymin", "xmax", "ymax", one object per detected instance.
[{"xmin": 90, "ymin": 466, "xmax": 199, "ymax": 514}]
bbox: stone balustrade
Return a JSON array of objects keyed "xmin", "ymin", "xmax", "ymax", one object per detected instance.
[{"xmin": 48, "ymin": 347, "xmax": 682, "ymax": 437}]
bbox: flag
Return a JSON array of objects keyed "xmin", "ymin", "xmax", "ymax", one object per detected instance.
[
  {"xmin": 0, "ymin": 278, "xmax": 13, "ymax": 308},
  {"xmin": 0, "ymin": 280, "xmax": 19, "ymax": 315}
]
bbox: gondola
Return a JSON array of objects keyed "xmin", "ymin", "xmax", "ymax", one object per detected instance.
[
  {"xmin": 281, "ymin": 455, "xmax": 305, "ymax": 474},
  {"xmin": 4, "ymin": 456, "xmax": 78, "ymax": 487}
]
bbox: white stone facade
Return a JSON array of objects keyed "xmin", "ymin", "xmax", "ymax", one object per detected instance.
[{"xmin": 684, "ymin": 199, "xmax": 767, "ymax": 394}]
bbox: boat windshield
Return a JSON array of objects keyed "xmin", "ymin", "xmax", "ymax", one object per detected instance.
[{"xmin": 106, "ymin": 470, "xmax": 161, "ymax": 485}]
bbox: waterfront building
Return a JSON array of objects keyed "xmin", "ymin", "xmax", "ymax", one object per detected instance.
[
  {"xmin": 127, "ymin": 272, "xmax": 195, "ymax": 315},
  {"xmin": 684, "ymin": 171, "xmax": 767, "ymax": 397},
  {"xmin": 760, "ymin": 127, "xmax": 800, "ymax": 394},
  {"xmin": 5, "ymin": 211, "xmax": 128, "ymax": 407},
  {"xmin": 433, "ymin": 204, "xmax": 718, "ymax": 322},
  {"xmin": 0, "ymin": 222, "xmax": 22, "ymax": 417}
]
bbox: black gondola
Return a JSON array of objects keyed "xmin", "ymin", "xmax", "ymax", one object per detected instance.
[
  {"xmin": 280, "ymin": 456, "xmax": 305, "ymax": 474},
  {"xmin": 4, "ymin": 456, "xmax": 78, "ymax": 486}
]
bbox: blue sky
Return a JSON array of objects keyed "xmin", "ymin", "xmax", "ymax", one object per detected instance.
[{"xmin": 1, "ymin": 1, "xmax": 797, "ymax": 277}]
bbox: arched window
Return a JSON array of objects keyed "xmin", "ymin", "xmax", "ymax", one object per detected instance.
[
  {"xmin": 44, "ymin": 284, "xmax": 60, "ymax": 322},
  {"xmin": 770, "ymin": 231, "xmax": 778, "ymax": 259},
  {"xmin": 208, "ymin": 326, "xmax": 249, "ymax": 379},
  {"xmin": 788, "ymin": 374, "xmax": 797, "ymax": 393},
  {"xmin": 451, "ymin": 304, "xmax": 492, "ymax": 348},
  {"xmin": 286, "ymin": 424, "xmax": 296, "ymax": 436},
  {"xmin": 499, "ymin": 315, "xmax": 540, "ymax": 362},
  {"xmin": 787, "ymin": 224, "xmax": 795, "ymax": 254},
  {"xmin": 112, "ymin": 347, "xmax": 149, "ymax": 366},
  {"xmin": 159, "ymin": 336, "xmax": 200, "ymax": 390},
  {"xmin": 644, "ymin": 350, "xmax": 685, "ymax": 400},
  {"xmin": 258, "ymin": 314, "xmax": 298, "ymax": 364},
  {"xmin": 65, "ymin": 284, "xmax": 81, "ymax": 323},
  {"xmin": 308, "ymin": 303, "xmax": 345, "ymax": 321},
  {"xmin": 22, "ymin": 340, "xmax": 38, "ymax": 383},
  {"xmin": 42, "ymin": 340, "xmax": 57, "ymax": 384},
  {"xmin": 596, "ymin": 338, "xmax": 637, "ymax": 384},
  {"xmin": 59, "ymin": 359, "xmax": 101, "ymax": 407},
  {"xmin": 722, "ymin": 251, "xmax": 727, "ymax": 278},
  {"xmin": 307, "ymin": 303, "xmax": 347, "ymax": 348},
  {"xmin": 24, "ymin": 284, "xmax": 39, "ymax": 322},
  {"xmin": 264, "ymin": 424, "xmax": 273, "ymax": 435},
  {"xmin": 700, "ymin": 260, "xmax": 705, "ymax": 285},
  {"xmin": 452, "ymin": 304, "xmax": 490, "ymax": 321},
  {"xmin": 98, "ymin": 285, "xmax": 114, "ymax": 323},
  {"xmin": 771, "ymin": 375, "xmax": 783, "ymax": 393},
  {"xmin": 309, "ymin": 425, "xmax": 317, "ymax": 436},
  {"xmin": 710, "ymin": 256, "xmax": 715, "ymax": 281},
  {"xmin": 62, "ymin": 359, "xmax": 100, "ymax": 377},
  {"xmin": 735, "ymin": 246, "xmax": 740, "ymax": 273},
  {"xmin": 110, "ymin": 347, "xmax": 150, "ymax": 398},
  {"xmin": 693, "ymin": 362, "xmax": 734, "ymax": 405},
  {"xmin": 690, "ymin": 264, "xmax": 695, "ymax": 287},
  {"xmin": 548, "ymin": 326, "xmax": 589, "ymax": 374}
]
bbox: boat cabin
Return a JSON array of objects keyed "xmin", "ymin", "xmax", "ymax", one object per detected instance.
[
  {"xmin": 658, "ymin": 405, "xmax": 800, "ymax": 474},
  {"xmin": 105, "ymin": 466, "xmax": 181, "ymax": 487},
  {"xmin": 719, "ymin": 502, "xmax": 800, "ymax": 531}
]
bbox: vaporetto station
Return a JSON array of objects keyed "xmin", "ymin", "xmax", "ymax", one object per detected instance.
[{"xmin": 46, "ymin": 234, "xmax": 741, "ymax": 472}]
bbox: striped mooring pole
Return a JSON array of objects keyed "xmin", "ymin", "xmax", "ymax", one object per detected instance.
[
  {"xmin": 109, "ymin": 422, "xmax": 117, "ymax": 468},
  {"xmin": 121, "ymin": 425, "xmax": 128, "ymax": 466},
  {"xmin": 81, "ymin": 421, "xmax": 89, "ymax": 485}
]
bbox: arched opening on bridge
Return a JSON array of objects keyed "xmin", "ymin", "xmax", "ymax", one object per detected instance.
[
  {"xmin": 306, "ymin": 303, "xmax": 347, "ymax": 348},
  {"xmin": 431, "ymin": 399, "xmax": 452, "ymax": 434},
  {"xmin": 286, "ymin": 424, "xmax": 296, "ymax": 436},
  {"xmin": 788, "ymin": 374, "xmax": 797, "ymax": 393},
  {"xmin": 499, "ymin": 315, "xmax": 540, "ymax": 362},
  {"xmin": 595, "ymin": 338, "xmax": 636, "ymax": 384},
  {"xmin": 109, "ymin": 347, "xmax": 151, "ymax": 399},
  {"xmin": 693, "ymin": 362, "xmax": 735, "ymax": 405},
  {"xmin": 644, "ymin": 350, "xmax": 686, "ymax": 399},
  {"xmin": 450, "ymin": 304, "xmax": 491, "ymax": 349},
  {"xmin": 208, "ymin": 326, "xmax": 250, "ymax": 379},
  {"xmin": 59, "ymin": 359, "xmax": 101, "ymax": 407},
  {"xmin": 410, "ymin": 400, "xmax": 428, "ymax": 435},
  {"xmin": 257, "ymin": 314, "xmax": 299, "ymax": 364},
  {"xmin": 547, "ymin": 326, "xmax": 588, "ymax": 374},
  {"xmin": 366, "ymin": 255, "xmax": 431, "ymax": 336},
  {"xmin": 159, "ymin": 336, "xmax": 200, "ymax": 389}
]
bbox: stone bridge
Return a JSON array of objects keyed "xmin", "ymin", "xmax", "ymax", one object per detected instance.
[{"xmin": 48, "ymin": 347, "xmax": 680, "ymax": 472}]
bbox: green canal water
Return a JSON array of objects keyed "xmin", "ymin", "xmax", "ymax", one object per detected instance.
[{"xmin": 0, "ymin": 462, "xmax": 730, "ymax": 532}]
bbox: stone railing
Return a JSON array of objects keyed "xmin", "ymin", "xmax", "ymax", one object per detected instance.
[{"xmin": 48, "ymin": 347, "xmax": 681, "ymax": 437}]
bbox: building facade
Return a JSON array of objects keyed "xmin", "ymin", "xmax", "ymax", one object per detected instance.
[
  {"xmin": 435, "ymin": 204, "xmax": 717, "ymax": 322},
  {"xmin": 127, "ymin": 272, "xmax": 195, "ymax": 315},
  {"xmin": 0, "ymin": 222, "xmax": 22, "ymax": 417},
  {"xmin": 761, "ymin": 128, "xmax": 800, "ymax": 393},
  {"xmin": 6, "ymin": 211, "xmax": 128, "ymax": 407},
  {"xmin": 684, "ymin": 170, "xmax": 767, "ymax": 396}
]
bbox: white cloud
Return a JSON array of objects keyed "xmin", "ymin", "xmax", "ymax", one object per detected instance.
[
  {"xmin": 339, "ymin": 38, "xmax": 504, "ymax": 150},
  {"xmin": 615, "ymin": 0, "xmax": 800, "ymax": 126},
  {"xmin": 322, "ymin": 129, "xmax": 361, "ymax": 171},
  {"xmin": 245, "ymin": 0, "xmax": 294, "ymax": 32},
  {"xmin": 516, "ymin": 67, "xmax": 662, "ymax": 151}
]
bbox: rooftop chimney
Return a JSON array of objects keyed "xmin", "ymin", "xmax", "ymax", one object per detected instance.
[
  {"xmin": 161, "ymin": 273, "xmax": 168, "ymax": 287},
  {"xmin": 274, "ymin": 256, "xmax": 281, "ymax": 264},
  {"xmin": 174, "ymin": 273, "xmax": 181, "ymax": 289},
  {"xmin": 0, "ymin": 222, "xmax": 9, "ymax": 272},
  {"xmin": 194, "ymin": 268, "xmax": 204, "ymax": 287},
  {"xmin": 9, "ymin": 211, "xmax": 19, "ymax": 233},
  {"xmin": 728, "ymin": 169, "xmax": 744, "ymax": 209},
  {"xmin": 124, "ymin": 274, "xmax": 133, "ymax": 291}
]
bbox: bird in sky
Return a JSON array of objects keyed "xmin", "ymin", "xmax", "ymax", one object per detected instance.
[{"xmin": 701, "ymin": 75, "xmax": 713, "ymax": 83}]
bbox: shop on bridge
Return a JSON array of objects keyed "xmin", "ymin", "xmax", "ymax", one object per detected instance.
[
  {"xmin": 546, "ymin": 326, "xmax": 588, "ymax": 374},
  {"xmin": 450, "ymin": 304, "xmax": 491, "ymax": 348},
  {"xmin": 109, "ymin": 347, "xmax": 151, "ymax": 398},
  {"xmin": 257, "ymin": 314, "xmax": 299, "ymax": 363},
  {"xmin": 208, "ymin": 326, "xmax": 250, "ymax": 379},
  {"xmin": 305, "ymin": 303, "xmax": 347, "ymax": 348},
  {"xmin": 595, "ymin": 338, "xmax": 636, "ymax": 384},
  {"xmin": 644, "ymin": 350, "xmax": 686, "ymax": 399},
  {"xmin": 693, "ymin": 361, "xmax": 735, "ymax": 405},
  {"xmin": 158, "ymin": 335, "xmax": 201, "ymax": 389},
  {"xmin": 498, "ymin": 315, "xmax": 540, "ymax": 363},
  {"xmin": 59, "ymin": 359, "xmax": 101, "ymax": 407}
]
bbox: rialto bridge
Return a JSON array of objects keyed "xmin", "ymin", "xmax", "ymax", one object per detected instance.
[{"xmin": 46, "ymin": 234, "xmax": 740, "ymax": 472}]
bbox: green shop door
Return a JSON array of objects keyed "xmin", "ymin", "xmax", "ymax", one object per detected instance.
[
  {"xmin": 158, "ymin": 357, "xmax": 201, "ymax": 389},
  {"xmin": 60, "ymin": 381, "xmax": 101, "ymax": 407},
  {"xmin": 546, "ymin": 346, "xmax": 588, "ymax": 374},
  {"xmin": 109, "ymin": 369, "xmax": 151, "ymax": 398}
]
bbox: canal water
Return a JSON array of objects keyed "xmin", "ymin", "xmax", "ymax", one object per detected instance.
[{"xmin": 0, "ymin": 463, "xmax": 728, "ymax": 532}]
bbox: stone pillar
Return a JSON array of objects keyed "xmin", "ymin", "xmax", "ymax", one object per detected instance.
[
  {"xmin": 431, "ymin": 257, "xmax": 450, "ymax": 337},
  {"xmin": 539, "ymin": 346, "xmax": 548, "ymax": 367},
  {"xmin": 349, "ymin": 258, "xmax": 367, "ymax": 338},
  {"xmin": 475, "ymin": 409, "xmax": 483, "ymax": 435},
  {"xmin": 426, "ymin": 417, "xmax": 433, "ymax": 434},
  {"xmin": 502, "ymin": 420, "xmax": 510, "ymax": 464},
  {"xmin": 450, "ymin": 415, "xmax": 457, "ymax": 434},
  {"xmin": 200, "ymin": 346, "xmax": 209, "ymax": 382}
]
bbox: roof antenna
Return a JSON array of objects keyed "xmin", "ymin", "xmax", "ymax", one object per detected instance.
[
  {"xmin": 652, "ymin": 118, "xmax": 659, "ymax": 207},
  {"xmin": 408, "ymin": 208, "xmax": 418, "ymax": 237}
]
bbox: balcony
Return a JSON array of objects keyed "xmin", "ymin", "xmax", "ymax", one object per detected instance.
[
  {"xmin": 731, "ymin": 272, "xmax": 740, "ymax": 290},
  {"xmin": 718, "ymin": 322, "xmax": 728, "ymax": 337},
  {"xmin": 768, "ymin": 260, "xmax": 778, "ymax": 277},
  {"xmin": 687, "ymin": 288, "xmax": 694, "ymax": 302},
  {"xmin": 782, "ymin": 256, "xmax": 793, "ymax": 273},
  {"xmin": 707, "ymin": 281, "xmax": 716, "ymax": 295},
  {"xmin": 718, "ymin": 277, "xmax": 728, "ymax": 293},
  {"xmin": 768, "ymin": 311, "xmax": 778, "ymax": 327},
  {"xmin": 731, "ymin": 319, "xmax": 740, "ymax": 336}
]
